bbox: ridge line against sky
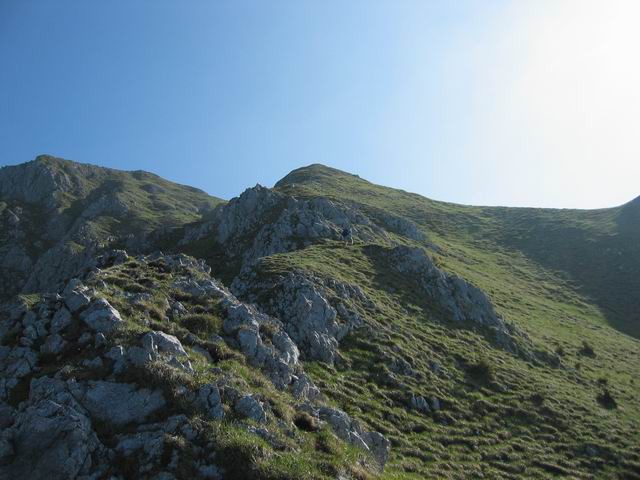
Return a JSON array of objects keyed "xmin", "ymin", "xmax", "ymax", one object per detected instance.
[{"xmin": 1, "ymin": 0, "xmax": 639, "ymax": 209}]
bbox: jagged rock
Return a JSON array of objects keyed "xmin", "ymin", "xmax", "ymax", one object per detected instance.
[
  {"xmin": 0, "ymin": 346, "xmax": 38, "ymax": 400},
  {"xmin": 81, "ymin": 357, "xmax": 103, "ymax": 369},
  {"xmin": 77, "ymin": 332, "xmax": 93, "ymax": 345},
  {"xmin": 143, "ymin": 330, "xmax": 188, "ymax": 357},
  {"xmin": 390, "ymin": 357, "xmax": 417, "ymax": 377},
  {"xmin": 360, "ymin": 431, "xmax": 391, "ymax": 468},
  {"xmin": 171, "ymin": 301, "xmax": 188, "ymax": 317},
  {"xmin": 49, "ymin": 307, "xmax": 72, "ymax": 334},
  {"xmin": 126, "ymin": 345, "xmax": 155, "ymax": 368},
  {"xmin": 232, "ymin": 270, "xmax": 369, "ymax": 364},
  {"xmin": 196, "ymin": 384, "xmax": 224, "ymax": 420},
  {"xmin": 410, "ymin": 394, "xmax": 431, "ymax": 413},
  {"xmin": 389, "ymin": 246, "xmax": 532, "ymax": 356},
  {"xmin": 70, "ymin": 380, "xmax": 166, "ymax": 427},
  {"xmin": 0, "ymin": 399, "xmax": 104, "ymax": 480},
  {"xmin": 291, "ymin": 373, "xmax": 321, "ymax": 400},
  {"xmin": 95, "ymin": 249, "xmax": 128, "ymax": 267},
  {"xmin": 115, "ymin": 430, "xmax": 165, "ymax": 472},
  {"xmin": 94, "ymin": 332, "xmax": 107, "ymax": 348},
  {"xmin": 40, "ymin": 334, "xmax": 67, "ymax": 355},
  {"xmin": 317, "ymin": 406, "xmax": 390, "ymax": 467},
  {"xmin": 182, "ymin": 184, "xmax": 389, "ymax": 272},
  {"xmin": 124, "ymin": 330, "xmax": 194, "ymax": 373},
  {"xmin": 221, "ymin": 300, "xmax": 301, "ymax": 390},
  {"xmin": 375, "ymin": 210, "xmax": 426, "ymax": 242},
  {"xmin": 235, "ymin": 394, "xmax": 267, "ymax": 423},
  {"xmin": 80, "ymin": 298, "xmax": 124, "ymax": 333},
  {"xmin": 63, "ymin": 279, "xmax": 92, "ymax": 313},
  {"xmin": 0, "ymin": 377, "xmax": 107, "ymax": 479},
  {"xmin": 198, "ymin": 464, "xmax": 222, "ymax": 479}
]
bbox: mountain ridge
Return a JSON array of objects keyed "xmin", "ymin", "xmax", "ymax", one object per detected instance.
[{"xmin": 0, "ymin": 155, "xmax": 638, "ymax": 479}]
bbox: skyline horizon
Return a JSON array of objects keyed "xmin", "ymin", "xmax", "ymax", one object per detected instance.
[
  {"xmin": 5, "ymin": 152, "xmax": 638, "ymax": 211},
  {"xmin": 2, "ymin": 1, "xmax": 639, "ymax": 210}
]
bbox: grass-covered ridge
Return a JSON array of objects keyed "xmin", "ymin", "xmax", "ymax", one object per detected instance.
[
  {"xmin": 276, "ymin": 164, "xmax": 640, "ymax": 338},
  {"xmin": 244, "ymin": 241, "xmax": 640, "ymax": 478}
]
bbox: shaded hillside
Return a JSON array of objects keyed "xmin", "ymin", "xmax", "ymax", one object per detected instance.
[{"xmin": 0, "ymin": 155, "xmax": 222, "ymax": 299}]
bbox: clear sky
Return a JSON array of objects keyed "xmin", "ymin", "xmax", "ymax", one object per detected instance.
[{"xmin": 1, "ymin": 1, "xmax": 639, "ymax": 208}]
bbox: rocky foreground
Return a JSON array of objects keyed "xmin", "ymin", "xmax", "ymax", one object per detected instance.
[{"xmin": 0, "ymin": 250, "xmax": 392, "ymax": 479}]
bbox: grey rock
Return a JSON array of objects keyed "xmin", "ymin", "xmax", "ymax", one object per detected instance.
[
  {"xmin": 0, "ymin": 347, "xmax": 38, "ymax": 399},
  {"xmin": 389, "ymin": 246, "xmax": 533, "ymax": 356},
  {"xmin": 196, "ymin": 384, "xmax": 224, "ymax": 420},
  {"xmin": 77, "ymin": 332, "xmax": 93, "ymax": 345},
  {"xmin": 232, "ymin": 270, "xmax": 368, "ymax": 365},
  {"xmin": 198, "ymin": 464, "xmax": 222, "ymax": 479},
  {"xmin": 234, "ymin": 395, "xmax": 267, "ymax": 423},
  {"xmin": 63, "ymin": 279, "xmax": 92, "ymax": 313},
  {"xmin": 80, "ymin": 299, "xmax": 124, "ymax": 333},
  {"xmin": 115, "ymin": 430, "xmax": 165, "ymax": 471},
  {"xmin": 361, "ymin": 431, "xmax": 391, "ymax": 467},
  {"xmin": 50, "ymin": 307, "xmax": 72, "ymax": 334},
  {"xmin": 410, "ymin": 394, "xmax": 430, "ymax": 413},
  {"xmin": 291, "ymin": 374, "xmax": 321, "ymax": 401},
  {"xmin": 40, "ymin": 334, "xmax": 67, "ymax": 355},
  {"xmin": 81, "ymin": 357, "xmax": 104, "ymax": 369},
  {"xmin": 142, "ymin": 330, "xmax": 188, "ymax": 357},
  {"xmin": 0, "ymin": 398, "xmax": 104, "ymax": 480},
  {"xmin": 73, "ymin": 381, "xmax": 166, "ymax": 427},
  {"xmin": 126, "ymin": 345, "xmax": 154, "ymax": 367},
  {"xmin": 317, "ymin": 406, "xmax": 390, "ymax": 467}
]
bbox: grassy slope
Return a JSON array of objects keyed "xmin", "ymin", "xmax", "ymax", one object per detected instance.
[
  {"xmin": 268, "ymin": 165, "xmax": 640, "ymax": 479},
  {"xmin": 34, "ymin": 155, "xmax": 224, "ymax": 234}
]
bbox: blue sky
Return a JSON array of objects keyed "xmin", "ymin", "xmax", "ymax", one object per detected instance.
[{"xmin": 1, "ymin": 1, "xmax": 639, "ymax": 208}]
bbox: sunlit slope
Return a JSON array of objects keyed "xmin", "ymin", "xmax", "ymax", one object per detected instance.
[
  {"xmin": 276, "ymin": 164, "xmax": 640, "ymax": 339},
  {"xmin": 270, "ymin": 164, "xmax": 640, "ymax": 478}
]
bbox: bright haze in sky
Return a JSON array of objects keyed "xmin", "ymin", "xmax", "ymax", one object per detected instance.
[{"xmin": 1, "ymin": 0, "xmax": 638, "ymax": 208}]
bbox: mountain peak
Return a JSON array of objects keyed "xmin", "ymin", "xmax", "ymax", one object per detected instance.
[{"xmin": 275, "ymin": 163, "xmax": 362, "ymax": 190}]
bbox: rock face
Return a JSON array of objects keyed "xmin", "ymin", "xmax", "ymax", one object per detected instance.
[
  {"xmin": 80, "ymin": 298, "xmax": 124, "ymax": 333},
  {"xmin": 182, "ymin": 184, "xmax": 392, "ymax": 273},
  {"xmin": 72, "ymin": 380, "xmax": 166, "ymax": 427},
  {"xmin": 315, "ymin": 406, "xmax": 391, "ymax": 468},
  {"xmin": 389, "ymin": 246, "xmax": 533, "ymax": 356},
  {"xmin": 0, "ymin": 155, "xmax": 218, "ymax": 301},
  {"xmin": 232, "ymin": 269, "xmax": 373, "ymax": 364},
  {"xmin": 0, "ymin": 377, "xmax": 107, "ymax": 480}
]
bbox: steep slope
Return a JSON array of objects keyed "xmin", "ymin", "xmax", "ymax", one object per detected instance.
[
  {"xmin": 276, "ymin": 164, "xmax": 640, "ymax": 338},
  {"xmin": 1, "ymin": 159, "xmax": 638, "ymax": 479},
  {"xmin": 0, "ymin": 155, "xmax": 222, "ymax": 299},
  {"xmin": 176, "ymin": 164, "xmax": 639, "ymax": 478}
]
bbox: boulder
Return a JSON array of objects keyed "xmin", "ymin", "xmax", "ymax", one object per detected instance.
[
  {"xmin": 196, "ymin": 384, "xmax": 224, "ymax": 420},
  {"xmin": 0, "ymin": 396, "xmax": 104, "ymax": 480},
  {"xmin": 410, "ymin": 394, "xmax": 430, "ymax": 413},
  {"xmin": 49, "ymin": 307, "xmax": 72, "ymax": 334},
  {"xmin": 72, "ymin": 381, "xmax": 166, "ymax": 427},
  {"xmin": 40, "ymin": 334, "xmax": 67, "ymax": 355},
  {"xmin": 143, "ymin": 330, "xmax": 188, "ymax": 357},
  {"xmin": 234, "ymin": 395, "xmax": 267, "ymax": 423},
  {"xmin": 80, "ymin": 299, "xmax": 124, "ymax": 333}
]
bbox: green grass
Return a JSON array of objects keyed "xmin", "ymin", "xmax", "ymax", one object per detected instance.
[
  {"xmin": 199, "ymin": 163, "xmax": 640, "ymax": 478},
  {"xmin": 246, "ymin": 241, "xmax": 640, "ymax": 478}
]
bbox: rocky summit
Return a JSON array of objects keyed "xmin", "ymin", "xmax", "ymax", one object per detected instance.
[{"xmin": 0, "ymin": 157, "xmax": 639, "ymax": 480}]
